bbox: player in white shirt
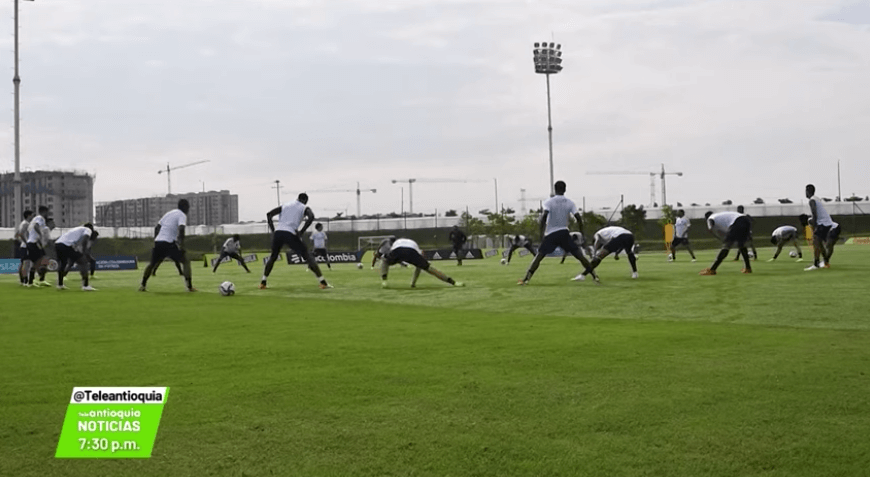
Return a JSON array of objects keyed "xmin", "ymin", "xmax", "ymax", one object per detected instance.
[
  {"xmin": 14, "ymin": 210, "xmax": 33, "ymax": 285},
  {"xmin": 139, "ymin": 199, "xmax": 195, "ymax": 292},
  {"xmin": 669, "ymin": 209, "xmax": 697, "ymax": 262},
  {"xmin": 506, "ymin": 234, "xmax": 536, "ymax": 264},
  {"xmin": 804, "ymin": 184, "xmax": 836, "ymax": 271},
  {"xmin": 260, "ymin": 193, "xmax": 331, "ymax": 290},
  {"xmin": 24, "ymin": 206, "xmax": 51, "ymax": 287},
  {"xmin": 767, "ymin": 222, "xmax": 803, "ymax": 262},
  {"xmin": 573, "ymin": 226, "xmax": 639, "ymax": 280},
  {"xmin": 55, "ymin": 223, "xmax": 97, "ymax": 291},
  {"xmin": 518, "ymin": 181, "xmax": 597, "ymax": 285},
  {"xmin": 213, "ymin": 234, "xmax": 251, "ymax": 273},
  {"xmin": 372, "ymin": 237, "xmax": 464, "ymax": 288},
  {"xmin": 699, "ymin": 210, "xmax": 753, "ymax": 275},
  {"xmin": 310, "ymin": 223, "xmax": 332, "ymax": 270}
]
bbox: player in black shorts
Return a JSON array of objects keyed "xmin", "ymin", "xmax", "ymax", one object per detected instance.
[
  {"xmin": 373, "ymin": 237, "xmax": 463, "ymax": 288},
  {"xmin": 507, "ymin": 235, "xmax": 536, "ymax": 264},
  {"xmin": 448, "ymin": 225, "xmax": 468, "ymax": 265}
]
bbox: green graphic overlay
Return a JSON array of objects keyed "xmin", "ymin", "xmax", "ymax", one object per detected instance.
[{"xmin": 56, "ymin": 387, "xmax": 169, "ymax": 458}]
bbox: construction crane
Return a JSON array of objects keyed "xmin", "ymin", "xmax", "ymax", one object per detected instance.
[
  {"xmin": 306, "ymin": 182, "xmax": 376, "ymax": 218},
  {"xmin": 391, "ymin": 178, "xmax": 487, "ymax": 214},
  {"xmin": 518, "ymin": 188, "xmax": 549, "ymax": 215},
  {"xmin": 586, "ymin": 164, "xmax": 683, "ymax": 207},
  {"xmin": 157, "ymin": 160, "xmax": 210, "ymax": 195}
]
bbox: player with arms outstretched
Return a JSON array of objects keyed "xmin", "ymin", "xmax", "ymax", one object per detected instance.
[
  {"xmin": 260, "ymin": 193, "xmax": 332, "ymax": 289},
  {"xmin": 373, "ymin": 237, "xmax": 464, "ymax": 288}
]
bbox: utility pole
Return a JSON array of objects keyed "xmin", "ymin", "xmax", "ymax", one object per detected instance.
[{"xmin": 272, "ymin": 180, "xmax": 283, "ymax": 206}]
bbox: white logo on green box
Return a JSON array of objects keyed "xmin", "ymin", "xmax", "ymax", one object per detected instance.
[{"xmin": 56, "ymin": 387, "xmax": 169, "ymax": 458}]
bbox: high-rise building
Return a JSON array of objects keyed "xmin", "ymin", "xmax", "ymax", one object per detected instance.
[
  {"xmin": 0, "ymin": 170, "xmax": 95, "ymax": 228},
  {"xmin": 95, "ymin": 190, "xmax": 238, "ymax": 227}
]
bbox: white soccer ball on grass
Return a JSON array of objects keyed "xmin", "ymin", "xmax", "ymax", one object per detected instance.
[
  {"xmin": 357, "ymin": 262, "xmax": 364, "ymax": 269},
  {"xmin": 789, "ymin": 251, "xmax": 798, "ymax": 258},
  {"xmin": 219, "ymin": 281, "xmax": 235, "ymax": 296},
  {"xmin": 500, "ymin": 258, "xmax": 507, "ymax": 265}
]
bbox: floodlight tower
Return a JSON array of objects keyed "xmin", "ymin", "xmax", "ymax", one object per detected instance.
[
  {"xmin": 12, "ymin": 0, "xmax": 36, "ymax": 226},
  {"xmin": 532, "ymin": 41, "xmax": 564, "ymax": 197}
]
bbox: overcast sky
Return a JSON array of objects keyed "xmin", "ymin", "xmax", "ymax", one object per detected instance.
[{"xmin": 1, "ymin": 0, "xmax": 868, "ymax": 221}]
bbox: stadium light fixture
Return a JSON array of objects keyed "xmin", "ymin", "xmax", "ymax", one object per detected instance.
[{"xmin": 532, "ymin": 41, "xmax": 563, "ymax": 197}]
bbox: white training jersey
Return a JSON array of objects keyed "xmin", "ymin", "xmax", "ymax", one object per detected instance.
[
  {"xmin": 674, "ymin": 217, "xmax": 690, "ymax": 238},
  {"xmin": 593, "ymin": 226, "xmax": 631, "ymax": 249},
  {"xmin": 17, "ymin": 219, "xmax": 30, "ymax": 247},
  {"xmin": 542, "ymin": 195, "xmax": 578, "ymax": 236},
  {"xmin": 275, "ymin": 201, "xmax": 307, "ymax": 234},
  {"xmin": 707, "ymin": 212, "xmax": 742, "ymax": 239},
  {"xmin": 377, "ymin": 238, "xmax": 393, "ymax": 257},
  {"xmin": 155, "ymin": 209, "xmax": 187, "ymax": 243},
  {"xmin": 772, "ymin": 226, "xmax": 797, "ymax": 240},
  {"xmin": 223, "ymin": 238, "xmax": 240, "ymax": 253},
  {"xmin": 311, "ymin": 231, "xmax": 327, "ymax": 248},
  {"xmin": 57, "ymin": 226, "xmax": 92, "ymax": 249},
  {"xmin": 26, "ymin": 216, "xmax": 47, "ymax": 244},
  {"xmin": 390, "ymin": 238, "xmax": 422, "ymax": 254},
  {"xmin": 810, "ymin": 196, "xmax": 834, "ymax": 227}
]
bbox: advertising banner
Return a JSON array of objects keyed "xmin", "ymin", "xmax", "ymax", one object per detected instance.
[
  {"xmin": 0, "ymin": 258, "xmax": 19, "ymax": 274},
  {"xmin": 286, "ymin": 250, "xmax": 363, "ymax": 265},
  {"xmin": 422, "ymin": 249, "xmax": 484, "ymax": 260},
  {"xmin": 69, "ymin": 256, "xmax": 138, "ymax": 271}
]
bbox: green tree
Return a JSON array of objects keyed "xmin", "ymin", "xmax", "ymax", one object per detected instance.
[
  {"xmin": 515, "ymin": 211, "xmax": 543, "ymax": 241},
  {"xmin": 658, "ymin": 204, "xmax": 676, "ymax": 228},
  {"xmin": 581, "ymin": 211, "xmax": 607, "ymax": 233},
  {"xmin": 460, "ymin": 212, "xmax": 486, "ymax": 235},
  {"xmin": 619, "ymin": 204, "xmax": 647, "ymax": 238},
  {"xmin": 483, "ymin": 210, "xmax": 516, "ymax": 237}
]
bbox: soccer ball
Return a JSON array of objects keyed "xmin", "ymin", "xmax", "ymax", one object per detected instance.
[
  {"xmin": 789, "ymin": 251, "xmax": 798, "ymax": 258},
  {"xmin": 748, "ymin": 251, "xmax": 755, "ymax": 259},
  {"xmin": 219, "ymin": 281, "xmax": 235, "ymax": 296},
  {"xmin": 500, "ymin": 258, "xmax": 507, "ymax": 265},
  {"xmin": 356, "ymin": 263, "xmax": 364, "ymax": 269}
]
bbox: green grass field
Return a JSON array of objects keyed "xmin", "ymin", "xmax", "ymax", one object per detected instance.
[{"xmin": 2, "ymin": 246, "xmax": 870, "ymax": 476}]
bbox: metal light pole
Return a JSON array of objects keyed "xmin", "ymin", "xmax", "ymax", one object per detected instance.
[
  {"xmin": 272, "ymin": 180, "xmax": 282, "ymax": 206},
  {"xmin": 533, "ymin": 41, "xmax": 563, "ymax": 197},
  {"xmin": 13, "ymin": 0, "xmax": 34, "ymax": 226}
]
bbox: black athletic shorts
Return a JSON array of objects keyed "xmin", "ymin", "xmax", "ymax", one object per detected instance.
[
  {"xmin": 14, "ymin": 243, "xmax": 27, "ymax": 260},
  {"xmin": 776, "ymin": 230, "xmax": 797, "ymax": 243},
  {"xmin": 387, "ymin": 247, "xmax": 430, "ymax": 270},
  {"xmin": 151, "ymin": 241, "xmax": 185, "ymax": 264},
  {"xmin": 26, "ymin": 242, "xmax": 45, "ymax": 262},
  {"xmin": 672, "ymin": 236, "xmax": 689, "ymax": 247},
  {"xmin": 539, "ymin": 229, "xmax": 578, "ymax": 256},
  {"xmin": 56, "ymin": 243, "xmax": 83, "ymax": 269},
  {"xmin": 724, "ymin": 216, "xmax": 752, "ymax": 247},
  {"xmin": 604, "ymin": 233, "xmax": 635, "ymax": 254},
  {"xmin": 828, "ymin": 225, "xmax": 841, "ymax": 242},
  {"xmin": 313, "ymin": 248, "xmax": 328, "ymax": 258},
  {"xmin": 813, "ymin": 224, "xmax": 832, "ymax": 241},
  {"xmin": 272, "ymin": 230, "xmax": 309, "ymax": 256}
]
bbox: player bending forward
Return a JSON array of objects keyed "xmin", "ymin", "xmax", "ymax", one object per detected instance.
[
  {"xmin": 768, "ymin": 222, "xmax": 803, "ymax": 262},
  {"xmin": 213, "ymin": 234, "xmax": 251, "ymax": 273},
  {"xmin": 574, "ymin": 226, "xmax": 638, "ymax": 280},
  {"xmin": 260, "ymin": 193, "xmax": 332, "ymax": 290},
  {"xmin": 518, "ymin": 181, "xmax": 597, "ymax": 285},
  {"xmin": 139, "ymin": 199, "xmax": 195, "ymax": 292},
  {"xmin": 55, "ymin": 224, "xmax": 98, "ymax": 291},
  {"xmin": 699, "ymin": 210, "xmax": 752, "ymax": 275},
  {"xmin": 506, "ymin": 234, "xmax": 536, "ymax": 264},
  {"xmin": 374, "ymin": 237, "xmax": 464, "ymax": 288}
]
